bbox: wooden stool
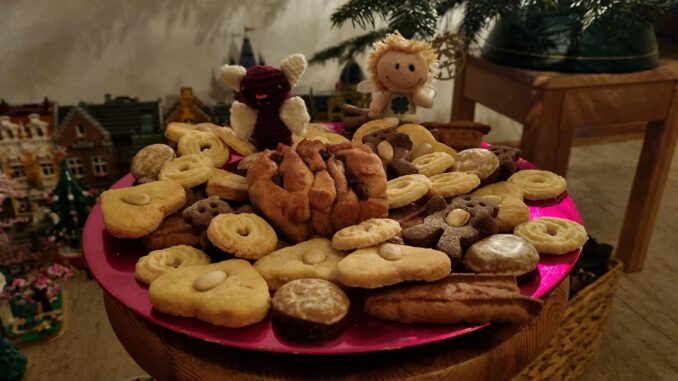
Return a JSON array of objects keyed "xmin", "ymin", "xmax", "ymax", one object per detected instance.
[
  {"xmin": 104, "ymin": 280, "xmax": 568, "ymax": 381},
  {"xmin": 452, "ymin": 56, "xmax": 678, "ymax": 272}
]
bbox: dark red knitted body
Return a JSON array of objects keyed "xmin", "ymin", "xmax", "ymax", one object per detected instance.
[{"xmin": 238, "ymin": 65, "xmax": 293, "ymax": 150}]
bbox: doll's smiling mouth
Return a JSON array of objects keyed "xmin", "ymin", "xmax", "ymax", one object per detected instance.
[
  {"xmin": 255, "ymin": 93, "xmax": 269, "ymax": 100},
  {"xmin": 386, "ymin": 76, "xmax": 422, "ymax": 90}
]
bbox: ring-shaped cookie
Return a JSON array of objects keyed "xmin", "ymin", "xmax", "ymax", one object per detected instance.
[
  {"xmin": 411, "ymin": 152, "xmax": 455, "ymax": 177},
  {"xmin": 331, "ymin": 218, "xmax": 402, "ymax": 250},
  {"xmin": 178, "ymin": 130, "xmax": 230, "ymax": 167},
  {"xmin": 207, "ymin": 213, "xmax": 278, "ymax": 259},
  {"xmin": 428, "ymin": 172, "xmax": 480, "ymax": 197},
  {"xmin": 452, "ymin": 148, "xmax": 500, "ymax": 180},
  {"xmin": 508, "ymin": 169, "xmax": 567, "ymax": 200},
  {"xmin": 387, "ymin": 174, "xmax": 432, "ymax": 209},
  {"xmin": 135, "ymin": 245, "xmax": 210, "ymax": 284},
  {"xmin": 514, "ymin": 217, "xmax": 587, "ymax": 255},
  {"xmin": 196, "ymin": 124, "xmax": 256, "ymax": 156},
  {"xmin": 159, "ymin": 154, "xmax": 214, "ymax": 188}
]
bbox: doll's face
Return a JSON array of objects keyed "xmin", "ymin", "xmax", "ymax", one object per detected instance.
[
  {"xmin": 377, "ymin": 51, "xmax": 429, "ymax": 93},
  {"xmin": 239, "ymin": 66, "xmax": 291, "ymax": 109}
]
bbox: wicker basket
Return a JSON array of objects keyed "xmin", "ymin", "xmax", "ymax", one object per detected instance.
[{"xmin": 512, "ymin": 259, "xmax": 623, "ymax": 381}]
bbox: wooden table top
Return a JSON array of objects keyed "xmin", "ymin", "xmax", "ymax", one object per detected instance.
[{"xmin": 104, "ymin": 279, "xmax": 569, "ymax": 381}]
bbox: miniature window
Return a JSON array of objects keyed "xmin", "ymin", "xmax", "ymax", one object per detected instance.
[
  {"xmin": 67, "ymin": 157, "xmax": 85, "ymax": 179},
  {"xmin": 40, "ymin": 163, "xmax": 55, "ymax": 177},
  {"xmin": 36, "ymin": 198, "xmax": 48, "ymax": 207},
  {"xmin": 140, "ymin": 113, "xmax": 154, "ymax": 134},
  {"xmin": 10, "ymin": 164, "xmax": 25, "ymax": 179},
  {"xmin": 92, "ymin": 156, "xmax": 108, "ymax": 176},
  {"xmin": 76, "ymin": 123, "xmax": 86, "ymax": 137},
  {"xmin": 16, "ymin": 198, "xmax": 31, "ymax": 215}
]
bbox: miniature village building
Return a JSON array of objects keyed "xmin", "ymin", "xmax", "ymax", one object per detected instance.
[
  {"xmin": 0, "ymin": 99, "xmax": 59, "ymax": 226},
  {"xmin": 165, "ymin": 87, "xmax": 213, "ymax": 124},
  {"xmin": 57, "ymin": 94, "xmax": 164, "ymax": 183},
  {"xmin": 53, "ymin": 105, "xmax": 117, "ymax": 190},
  {"xmin": 303, "ymin": 59, "xmax": 369, "ymax": 122}
]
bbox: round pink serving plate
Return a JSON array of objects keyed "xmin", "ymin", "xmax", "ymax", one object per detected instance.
[{"xmin": 83, "ymin": 159, "xmax": 582, "ymax": 355}]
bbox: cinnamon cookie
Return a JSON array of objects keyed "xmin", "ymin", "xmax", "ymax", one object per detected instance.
[
  {"xmin": 207, "ymin": 213, "xmax": 278, "ymax": 259},
  {"xmin": 135, "ymin": 245, "xmax": 210, "ymax": 284},
  {"xmin": 331, "ymin": 218, "xmax": 401, "ymax": 250},
  {"xmin": 253, "ymin": 238, "xmax": 346, "ymax": 290},
  {"xmin": 464, "ymin": 234, "xmax": 539, "ymax": 276},
  {"xmin": 386, "ymin": 174, "xmax": 432, "ymax": 209},
  {"xmin": 514, "ymin": 217, "xmax": 587, "ymax": 255},
  {"xmin": 508, "ymin": 170, "xmax": 567, "ymax": 201},
  {"xmin": 159, "ymin": 154, "xmax": 214, "ymax": 189},
  {"xmin": 364, "ymin": 274, "xmax": 542, "ymax": 324},
  {"xmin": 337, "ymin": 243, "xmax": 451, "ymax": 288}
]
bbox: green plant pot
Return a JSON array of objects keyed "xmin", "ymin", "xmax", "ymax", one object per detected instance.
[{"xmin": 481, "ymin": 11, "xmax": 660, "ymax": 73}]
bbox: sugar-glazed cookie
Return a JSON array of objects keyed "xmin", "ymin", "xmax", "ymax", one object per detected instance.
[
  {"xmin": 337, "ymin": 243, "xmax": 451, "ymax": 288},
  {"xmin": 101, "ymin": 180, "xmax": 186, "ymax": 238},
  {"xmin": 135, "ymin": 245, "xmax": 211, "ymax": 284},
  {"xmin": 428, "ymin": 172, "xmax": 480, "ymax": 198},
  {"xmin": 514, "ymin": 217, "xmax": 587, "ymax": 255},
  {"xmin": 386, "ymin": 174, "xmax": 432, "ymax": 209},
  {"xmin": 452, "ymin": 148, "xmax": 500, "ymax": 181},
  {"xmin": 207, "ymin": 213, "xmax": 277, "ymax": 259},
  {"xmin": 178, "ymin": 130, "xmax": 230, "ymax": 167},
  {"xmin": 253, "ymin": 238, "xmax": 346, "ymax": 290},
  {"xmin": 159, "ymin": 154, "xmax": 214, "ymax": 189},
  {"xmin": 331, "ymin": 218, "xmax": 401, "ymax": 251},
  {"xmin": 508, "ymin": 170, "xmax": 567, "ymax": 201},
  {"xmin": 411, "ymin": 152, "xmax": 455, "ymax": 177},
  {"xmin": 149, "ymin": 259, "xmax": 270, "ymax": 328},
  {"xmin": 131, "ymin": 144, "xmax": 176, "ymax": 180},
  {"xmin": 463, "ymin": 234, "xmax": 539, "ymax": 276},
  {"xmin": 206, "ymin": 169, "xmax": 249, "ymax": 202}
]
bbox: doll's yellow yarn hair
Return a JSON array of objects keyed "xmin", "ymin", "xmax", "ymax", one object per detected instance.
[{"xmin": 368, "ymin": 31, "xmax": 437, "ymax": 91}]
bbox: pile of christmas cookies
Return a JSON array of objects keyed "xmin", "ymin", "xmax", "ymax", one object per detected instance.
[{"xmin": 100, "ymin": 120, "xmax": 587, "ymax": 343}]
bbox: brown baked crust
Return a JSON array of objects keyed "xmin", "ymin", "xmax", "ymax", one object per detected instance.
[
  {"xmin": 142, "ymin": 214, "xmax": 201, "ymax": 251},
  {"xmin": 364, "ymin": 273, "xmax": 543, "ymax": 324},
  {"xmin": 248, "ymin": 140, "xmax": 388, "ymax": 242},
  {"xmin": 421, "ymin": 121, "xmax": 491, "ymax": 150}
]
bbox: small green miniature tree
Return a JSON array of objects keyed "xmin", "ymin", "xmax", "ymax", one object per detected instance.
[{"xmin": 42, "ymin": 160, "xmax": 95, "ymax": 252}]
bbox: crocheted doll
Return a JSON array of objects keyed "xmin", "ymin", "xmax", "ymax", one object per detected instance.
[
  {"xmin": 221, "ymin": 54, "xmax": 310, "ymax": 150},
  {"xmin": 358, "ymin": 31, "xmax": 437, "ymax": 123}
]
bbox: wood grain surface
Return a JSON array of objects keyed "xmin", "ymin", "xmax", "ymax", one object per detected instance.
[{"xmin": 104, "ymin": 280, "xmax": 568, "ymax": 381}]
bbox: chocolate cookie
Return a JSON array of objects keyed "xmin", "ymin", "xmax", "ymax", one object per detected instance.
[
  {"xmin": 182, "ymin": 196, "xmax": 233, "ymax": 227},
  {"xmin": 362, "ymin": 127, "xmax": 418, "ymax": 179},
  {"xmin": 142, "ymin": 214, "xmax": 201, "ymax": 251},
  {"xmin": 488, "ymin": 145, "xmax": 521, "ymax": 180},
  {"xmin": 401, "ymin": 195, "xmax": 498, "ymax": 264}
]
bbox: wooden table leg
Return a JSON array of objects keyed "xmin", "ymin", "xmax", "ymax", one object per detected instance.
[
  {"xmin": 452, "ymin": 70, "xmax": 476, "ymax": 120},
  {"xmin": 617, "ymin": 84, "xmax": 678, "ymax": 272},
  {"xmin": 520, "ymin": 90, "xmax": 569, "ymax": 176}
]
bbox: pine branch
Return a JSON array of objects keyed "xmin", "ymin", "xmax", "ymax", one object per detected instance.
[
  {"xmin": 389, "ymin": 0, "xmax": 439, "ymax": 38},
  {"xmin": 310, "ymin": 28, "xmax": 391, "ymax": 64},
  {"xmin": 330, "ymin": 0, "xmax": 396, "ymax": 30}
]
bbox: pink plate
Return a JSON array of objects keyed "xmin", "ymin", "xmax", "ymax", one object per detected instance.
[{"xmin": 83, "ymin": 159, "xmax": 582, "ymax": 355}]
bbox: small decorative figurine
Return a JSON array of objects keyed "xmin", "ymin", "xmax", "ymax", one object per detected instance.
[
  {"xmin": 221, "ymin": 54, "xmax": 310, "ymax": 150},
  {"xmin": 359, "ymin": 31, "xmax": 438, "ymax": 123}
]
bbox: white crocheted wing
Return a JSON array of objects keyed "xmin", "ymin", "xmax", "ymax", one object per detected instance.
[
  {"xmin": 279, "ymin": 96, "xmax": 310, "ymax": 138},
  {"xmin": 230, "ymin": 101, "xmax": 258, "ymax": 141}
]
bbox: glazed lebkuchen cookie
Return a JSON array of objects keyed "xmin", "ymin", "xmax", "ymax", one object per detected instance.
[
  {"xmin": 364, "ymin": 273, "xmax": 543, "ymax": 324},
  {"xmin": 247, "ymin": 140, "xmax": 389, "ymax": 242}
]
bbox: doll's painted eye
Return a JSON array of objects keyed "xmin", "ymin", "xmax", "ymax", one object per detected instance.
[
  {"xmin": 395, "ymin": 63, "xmax": 400, "ymax": 70},
  {"xmin": 409, "ymin": 64, "xmax": 415, "ymax": 72}
]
